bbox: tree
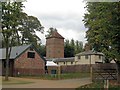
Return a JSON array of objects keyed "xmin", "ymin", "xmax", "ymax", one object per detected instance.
[
  {"xmin": 75, "ymin": 40, "xmax": 83, "ymax": 54},
  {"xmin": 19, "ymin": 13, "xmax": 44, "ymax": 46},
  {"xmin": 2, "ymin": 1, "xmax": 24, "ymax": 80},
  {"xmin": 70, "ymin": 39, "xmax": 75, "ymax": 55},
  {"xmin": 38, "ymin": 44, "xmax": 46, "ymax": 57},
  {"xmin": 1, "ymin": 1, "xmax": 44, "ymax": 81},
  {"xmin": 64, "ymin": 39, "xmax": 74, "ymax": 57},
  {"xmin": 45, "ymin": 27, "xmax": 57, "ymax": 38},
  {"xmin": 83, "ymin": 2, "xmax": 120, "ymax": 83},
  {"xmin": 64, "ymin": 39, "xmax": 83, "ymax": 57}
]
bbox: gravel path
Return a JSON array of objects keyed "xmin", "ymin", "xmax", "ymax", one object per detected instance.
[{"xmin": 3, "ymin": 77, "xmax": 92, "ymax": 88}]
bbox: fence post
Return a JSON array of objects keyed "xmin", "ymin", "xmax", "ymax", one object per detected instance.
[
  {"xmin": 58, "ymin": 65, "xmax": 61, "ymax": 80},
  {"xmin": 104, "ymin": 79, "xmax": 109, "ymax": 90},
  {"xmin": 90, "ymin": 65, "xmax": 92, "ymax": 81}
]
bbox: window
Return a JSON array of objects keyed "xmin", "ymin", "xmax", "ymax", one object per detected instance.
[
  {"xmin": 30, "ymin": 47, "xmax": 34, "ymax": 51},
  {"xmin": 71, "ymin": 62, "xmax": 73, "ymax": 64},
  {"xmin": 85, "ymin": 55, "xmax": 89, "ymax": 59},
  {"xmin": 78, "ymin": 55, "xmax": 81, "ymax": 59},
  {"xmin": 99, "ymin": 55, "xmax": 101, "ymax": 59},
  {"xmin": 63, "ymin": 62, "xmax": 65, "ymax": 65},
  {"xmin": 27, "ymin": 52, "xmax": 35, "ymax": 58}
]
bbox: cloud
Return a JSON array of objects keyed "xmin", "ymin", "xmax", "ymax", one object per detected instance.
[{"xmin": 23, "ymin": 0, "xmax": 87, "ymax": 45}]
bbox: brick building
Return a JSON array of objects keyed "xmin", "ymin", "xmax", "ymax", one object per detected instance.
[
  {"xmin": 46, "ymin": 30, "xmax": 64, "ymax": 58},
  {"xmin": 0, "ymin": 44, "xmax": 46, "ymax": 76}
]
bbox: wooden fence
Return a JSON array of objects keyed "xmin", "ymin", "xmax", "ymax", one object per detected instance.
[{"xmin": 92, "ymin": 63, "xmax": 117, "ymax": 81}]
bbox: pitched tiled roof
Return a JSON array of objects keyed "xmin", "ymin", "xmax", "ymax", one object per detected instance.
[
  {"xmin": 0, "ymin": 44, "xmax": 46, "ymax": 62},
  {"xmin": 46, "ymin": 57, "xmax": 75, "ymax": 62},
  {"xmin": 76, "ymin": 50, "xmax": 104, "ymax": 56},
  {"xmin": 46, "ymin": 31, "xmax": 64, "ymax": 39},
  {"xmin": 0, "ymin": 45, "xmax": 31, "ymax": 60}
]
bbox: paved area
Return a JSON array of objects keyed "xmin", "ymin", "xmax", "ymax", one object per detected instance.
[{"xmin": 3, "ymin": 77, "xmax": 92, "ymax": 88}]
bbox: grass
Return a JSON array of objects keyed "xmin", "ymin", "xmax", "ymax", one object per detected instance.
[
  {"xmin": 2, "ymin": 77, "xmax": 33, "ymax": 85},
  {"xmin": 76, "ymin": 80, "xmax": 120, "ymax": 89},
  {"xmin": 18, "ymin": 72, "xmax": 90, "ymax": 80}
]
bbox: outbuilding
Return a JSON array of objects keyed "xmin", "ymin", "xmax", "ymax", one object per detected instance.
[{"xmin": 0, "ymin": 44, "xmax": 46, "ymax": 76}]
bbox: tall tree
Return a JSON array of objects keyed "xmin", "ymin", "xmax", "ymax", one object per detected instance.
[
  {"xmin": 75, "ymin": 40, "xmax": 83, "ymax": 54},
  {"xmin": 2, "ymin": 1, "xmax": 24, "ymax": 80},
  {"xmin": 64, "ymin": 39, "xmax": 83, "ymax": 57},
  {"xmin": 1, "ymin": 1, "xmax": 44, "ymax": 81},
  {"xmin": 83, "ymin": 2, "xmax": 120, "ymax": 83},
  {"xmin": 70, "ymin": 39, "xmax": 75, "ymax": 55},
  {"xmin": 19, "ymin": 12, "xmax": 44, "ymax": 46},
  {"xmin": 64, "ymin": 39, "xmax": 74, "ymax": 57}
]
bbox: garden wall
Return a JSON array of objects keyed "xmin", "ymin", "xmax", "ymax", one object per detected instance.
[{"xmin": 47, "ymin": 63, "xmax": 117, "ymax": 74}]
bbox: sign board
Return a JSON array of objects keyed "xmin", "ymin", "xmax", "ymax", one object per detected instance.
[{"xmin": 92, "ymin": 64, "xmax": 117, "ymax": 81}]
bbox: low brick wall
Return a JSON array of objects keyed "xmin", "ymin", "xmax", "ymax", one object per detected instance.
[
  {"xmin": 47, "ymin": 64, "xmax": 117, "ymax": 74},
  {"xmin": 47, "ymin": 64, "xmax": 91, "ymax": 74},
  {"xmin": 61, "ymin": 64, "xmax": 91, "ymax": 73},
  {"xmin": 14, "ymin": 68, "xmax": 45, "ymax": 76}
]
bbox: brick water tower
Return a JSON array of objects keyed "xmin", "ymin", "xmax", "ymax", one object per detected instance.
[{"xmin": 46, "ymin": 30, "xmax": 64, "ymax": 58}]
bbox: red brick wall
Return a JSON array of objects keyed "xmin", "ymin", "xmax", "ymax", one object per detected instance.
[
  {"xmin": 47, "ymin": 66, "xmax": 59, "ymax": 74},
  {"xmin": 46, "ymin": 38, "xmax": 64, "ymax": 58},
  {"xmin": 14, "ymin": 49, "xmax": 45, "ymax": 76}
]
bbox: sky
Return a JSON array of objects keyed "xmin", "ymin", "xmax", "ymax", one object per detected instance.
[{"xmin": 23, "ymin": 0, "xmax": 87, "ymax": 45}]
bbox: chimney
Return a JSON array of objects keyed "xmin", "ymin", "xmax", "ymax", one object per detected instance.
[{"xmin": 84, "ymin": 43, "xmax": 91, "ymax": 51}]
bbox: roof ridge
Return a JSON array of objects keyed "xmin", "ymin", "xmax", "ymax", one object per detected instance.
[
  {"xmin": 46, "ymin": 31, "xmax": 64, "ymax": 39},
  {"xmin": 0, "ymin": 44, "xmax": 31, "ymax": 49}
]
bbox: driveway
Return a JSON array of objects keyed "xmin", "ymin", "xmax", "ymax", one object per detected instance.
[{"xmin": 3, "ymin": 77, "xmax": 92, "ymax": 88}]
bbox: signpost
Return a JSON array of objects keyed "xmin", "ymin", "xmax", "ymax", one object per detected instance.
[{"xmin": 92, "ymin": 64, "xmax": 117, "ymax": 89}]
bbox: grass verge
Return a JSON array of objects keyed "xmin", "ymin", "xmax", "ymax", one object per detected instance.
[
  {"xmin": 76, "ymin": 80, "xmax": 120, "ymax": 89},
  {"xmin": 18, "ymin": 72, "xmax": 90, "ymax": 80}
]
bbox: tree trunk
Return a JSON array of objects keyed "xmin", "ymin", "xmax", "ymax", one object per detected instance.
[
  {"xmin": 116, "ymin": 62, "xmax": 120, "ymax": 84},
  {"xmin": 5, "ymin": 44, "xmax": 9, "ymax": 81}
]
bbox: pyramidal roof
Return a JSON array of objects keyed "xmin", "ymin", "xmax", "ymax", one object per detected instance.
[{"xmin": 46, "ymin": 31, "xmax": 64, "ymax": 39}]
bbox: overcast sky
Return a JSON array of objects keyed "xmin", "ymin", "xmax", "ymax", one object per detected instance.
[{"xmin": 23, "ymin": 0, "xmax": 87, "ymax": 45}]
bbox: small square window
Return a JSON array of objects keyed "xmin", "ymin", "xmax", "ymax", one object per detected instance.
[
  {"xmin": 27, "ymin": 52, "xmax": 35, "ymax": 58},
  {"xmin": 85, "ymin": 55, "xmax": 88, "ymax": 59},
  {"xmin": 99, "ymin": 55, "xmax": 101, "ymax": 59},
  {"xmin": 71, "ymin": 62, "xmax": 73, "ymax": 64},
  {"xmin": 78, "ymin": 55, "xmax": 81, "ymax": 59}
]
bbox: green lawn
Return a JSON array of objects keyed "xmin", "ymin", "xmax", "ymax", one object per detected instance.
[
  {"xmin": 76, "ymin": 80, "xmax": 120, "ymax": 89},
  {"xmin": 18, "ymin": 72, "xmax": 90, "ymax": 80}
]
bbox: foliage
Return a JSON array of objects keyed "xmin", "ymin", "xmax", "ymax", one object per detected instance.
[
  {"xmin": 83, "ymin": 2, "xmax": 120, "ymax": 84},
  {"xmin": 83, "ymin": 2, "xmax": 120, "ymax": 63},
  {"xmin": 2, "ymin": 1, "xmax": 24, "ymax": 81},
  {"xmin": 64, "ymin": 39, "xmax": 83, "ymax": 57},
  {"xmin": 45, "ymin": 27, "xmax": 57, "ymax": 38},
  {"xmin": 1, "ymin": 1, "xmax": 44, "ymax": 80},
  {"xmin": 78, "ymin": 80, "xmax": 120, "ymax": 89},
  {"xmin": 38, "ymin": 44, "xmax": 46, "ymax": 56},
  {"xmin": 19, "ymin": 12, "xmax": 44, "ymax": 45}
]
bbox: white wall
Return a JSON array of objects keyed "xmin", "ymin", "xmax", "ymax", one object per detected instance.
[{"xmin": 75, "ymin": 55, "xmax": 103, "ymax": 64}]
